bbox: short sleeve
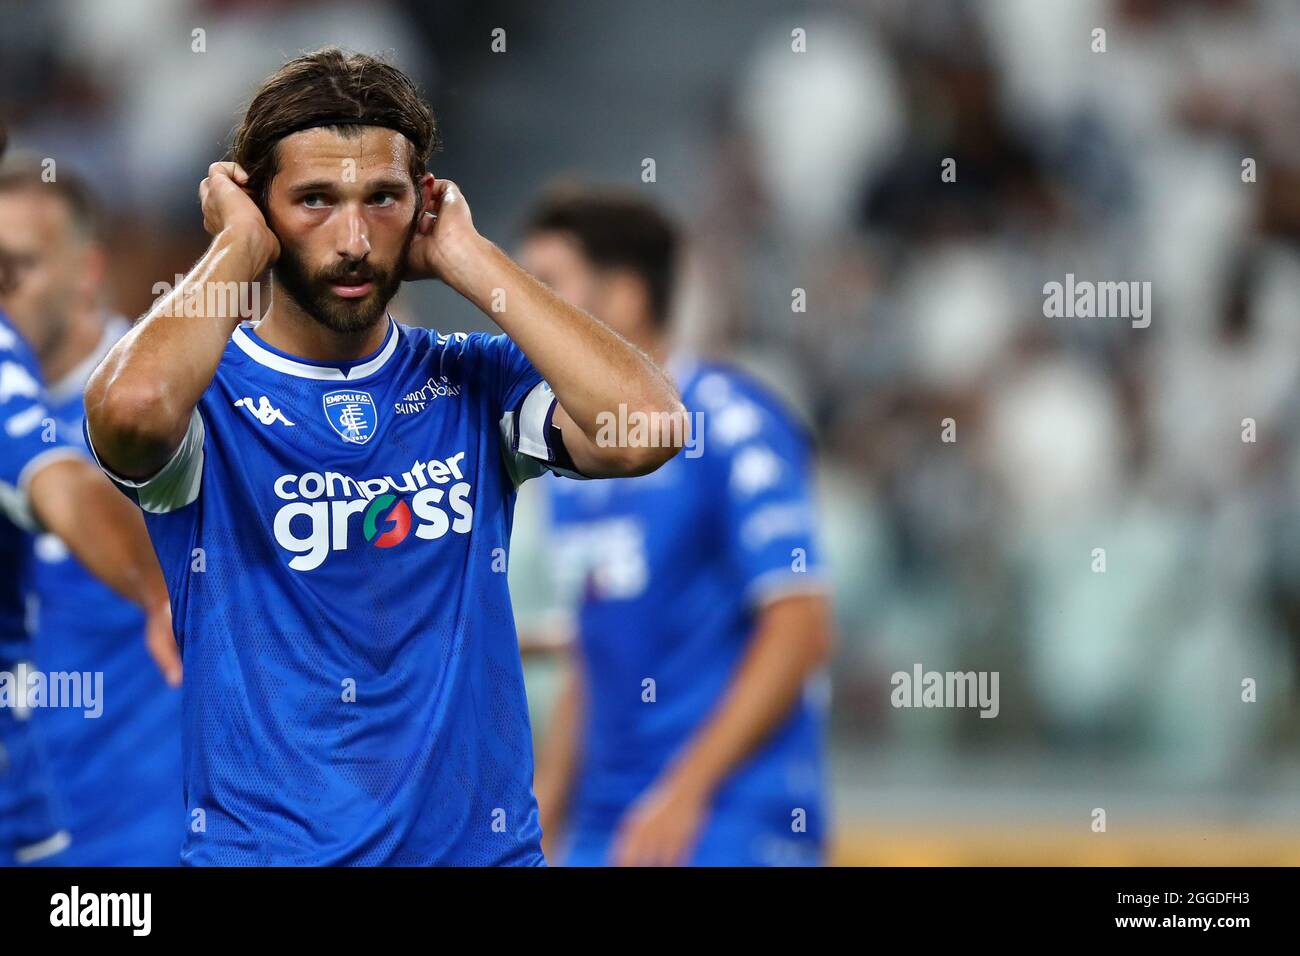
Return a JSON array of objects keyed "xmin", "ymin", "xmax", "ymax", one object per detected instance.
[
  {"xmin": 707, "ymin": 378, "xmax": 828, "ymax": 607},
  {"xmin": 440, "ymin": 331, "xmax": 585, "ymax": 485},
  {"xmin": 84, "ymin": 408, "xmax": 206, "ymax": 514},
  {"xmin": 0, "ymin": 340, "xmax": 83, "ymax": 531}
]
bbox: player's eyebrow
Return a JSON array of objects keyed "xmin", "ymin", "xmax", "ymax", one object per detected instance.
[
  {"xmin": 286, "ymin": 179, "xmax": 338, "ymax": 195},
  {"xmin": 362, "ymin": 177, "xmax": 412, "ymax": 194},
  {"xmin": 286, "ymin": 177, "xmax": 411, "ymax": 195}
]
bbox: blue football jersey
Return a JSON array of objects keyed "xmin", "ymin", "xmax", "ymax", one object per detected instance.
[
  {"xmin": 87, "ymin": 317, "xmax": 574, "ymax": 865},
  {"xmin": 0, "ymin": 309, "xmax": 79, "ymax": 865},
  {"xmin": 544, "ymin": 360, "xmax": 831, "ymax": 865},
  {"xmin": 28, "ymin": 317, "xmax": 184, "ymax": 865}
]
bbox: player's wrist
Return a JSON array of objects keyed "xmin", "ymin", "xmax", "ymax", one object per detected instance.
[
  {"xmin": 144, "ymin": 589, "xmax": 170, "ymax": 616},
  {"xmin": 215, "ymin": 223, "xmax": 277, "ymax": 276},
  {"xmin": 662, "ymin": 759, "xmax": 718, "ymax": 805},
  {"xmin": 439, "ymin": 233, "xmax": 500, "ymax": 302}
]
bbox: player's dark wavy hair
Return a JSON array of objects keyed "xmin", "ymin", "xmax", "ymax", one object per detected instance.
[{"xmin": 231, "ymin": 47, "xmax": 440, "ymax": 208}]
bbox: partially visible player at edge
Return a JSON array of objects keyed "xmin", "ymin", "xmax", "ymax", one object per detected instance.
[
  {"xmin": 522, "ymin": 189, "xmax": 834, "ymax": 866},
  {"xmin": 0, "ymin": 121, "xmax": 178, "ymax": 867},
  {"xmin": 83, "ymin": 49, "xmax": 685, "ymax": 865},
  {"xmin": 0, "ymin": 155, "xmax": 184, "ymax": 865}
]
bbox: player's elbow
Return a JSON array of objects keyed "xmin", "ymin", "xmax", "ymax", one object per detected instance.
[
  {"xmin": 612, "ymin": 398, "xmax": 690, "ymax": 476},
  {"xmin": 84, "ymin": 369, "xmax": 183, "ymax": 474},
  {"xmin": 614, "ymin": 441, "xmax": 679, "ymax": 477}
]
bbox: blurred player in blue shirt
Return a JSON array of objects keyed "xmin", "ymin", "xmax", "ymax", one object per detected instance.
[
  {"xmin": 0, "ymin": 123, "xmax": 177, "ymax": 868},
  {"xmin": 522, "ymin": 189, "xmax": 835, "ymax": 866},
  {"xmin": 0, "ymin": 305, "xmax": 74, "ymax": 866},
  {"xmin": 0, "ymin": 155, "xmax": 183, "ymax": 864}
]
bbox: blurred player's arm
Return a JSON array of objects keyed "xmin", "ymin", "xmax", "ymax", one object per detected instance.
[
  {"xmin": 406, "ymin": 179, "xmax": 686, "ymax": 478},
  {"xmin": 517, "ymin": 613, "xmax": 574, "ymax": 659},
  {"xmin": 612, "ymin": 593, "xmax": 833, "ymax": 866},
  {"xmin": 0, "ymin": 333, "xmax": 179, "ymax": 683},
  {"xmin": 26, "ymin": 458, "xmax": 180, "ymax": 685},
  {"xmin": 533, "ymin": 654, "xmax": 584, "ymax": 861},
  {"xmin": 85, "ymin": 163, "xmax": 277, "ymax": 480}
]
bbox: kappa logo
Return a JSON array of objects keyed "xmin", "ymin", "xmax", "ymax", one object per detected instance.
[
  {"xmin": 234, "ymin": 395, "xmax": 295, "ymax": 426},
  {"xmin": 323, "ymin": 389, "xmax": 377, "ymax": 444}
]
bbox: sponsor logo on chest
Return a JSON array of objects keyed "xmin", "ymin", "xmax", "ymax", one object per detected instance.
[{"xmin": 272, "ymin": 450, "xmax": 476, "ymax": 571}]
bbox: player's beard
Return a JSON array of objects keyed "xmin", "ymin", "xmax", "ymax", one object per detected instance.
[{"xmin": 272, "ymin": 219, "xmax": 416, "ymax": 335}]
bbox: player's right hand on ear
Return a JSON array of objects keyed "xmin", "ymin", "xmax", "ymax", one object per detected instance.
[{"xmin": 199, "ymin": 162, "xmax": 280, "ymax": 267}]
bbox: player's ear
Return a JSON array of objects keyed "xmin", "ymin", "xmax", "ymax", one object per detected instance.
[{"xmin": 417, "ymin": 172, "xmax": 435, "ymax": 212}]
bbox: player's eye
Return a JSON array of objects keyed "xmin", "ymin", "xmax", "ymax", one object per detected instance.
[
  {"xmin": 301, "ymin": 194, "xmax": 330, "ymax": 208},
  {"xmin": 369, "ymin": 192, "xmax": 397, "ymax": 207}
]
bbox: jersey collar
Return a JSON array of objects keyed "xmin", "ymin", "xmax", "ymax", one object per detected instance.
[{"xmin": 232, "ymin": 315, "xmax": 400, "ymax": 381}]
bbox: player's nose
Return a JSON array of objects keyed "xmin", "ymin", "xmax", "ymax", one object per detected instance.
[{"xmin": 336, "ymin": 205, "xmax": 371, "ymax": 261}]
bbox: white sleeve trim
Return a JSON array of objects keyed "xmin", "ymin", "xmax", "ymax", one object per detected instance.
[
  {"xmin": 0, "ymin": 447, "xmax": 86, "ymax": 531},
  {"xmin": 86, "ymin": 409, "xmax": 205, "ymax": 514},
  {"xmin": 746, "ymin": 568, "xmax": 832, "ymax": 608}
]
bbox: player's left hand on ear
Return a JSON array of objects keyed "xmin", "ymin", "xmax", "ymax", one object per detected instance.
[{"xmin": 404, "ymin": 178, "xmax": 479, "ymax": 283}]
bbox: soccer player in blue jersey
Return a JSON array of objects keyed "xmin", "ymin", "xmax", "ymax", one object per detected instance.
[
  {"xmin": 0, "ymin": 155, "xmax": 184, "ymax": 864},
  {"xmin": 0, "ymin": 126, "xmax": 177, "ymax": 867},
  {"xmin": 82, "ymin": 50, "xmax": 685, "ymax": 866},
  {"xmin": 522, "ymin": 189, "xmax": 835, "ymax": 866}
]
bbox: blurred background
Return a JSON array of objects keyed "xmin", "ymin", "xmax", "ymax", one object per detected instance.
[{"xmin": 5, "ymin": 0, "xmax": 1300, "ymax": 864}]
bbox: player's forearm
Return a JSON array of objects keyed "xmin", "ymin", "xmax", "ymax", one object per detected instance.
[
  {"xmin": 449, "ymin": 238, "xmax": 684, "ymax": 453},
  {"xmin": 29, "ymin": 458, "xmax": 170, "ymax": 614},
  {"xmin": 85, "ymin": 228, "xmax": 272, "ymax": 479},
  {"xmin": 663, "ymin": 595, "xmax": 834, "ymax": 802},
  {"xmin": 534, "ymin": 662, "xmax": 583, "ymax": 832}
]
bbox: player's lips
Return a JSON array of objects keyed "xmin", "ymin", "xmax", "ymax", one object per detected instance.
[{"xmin": 330, "ymin": 280, "xmax": 374, "ymax": 298}]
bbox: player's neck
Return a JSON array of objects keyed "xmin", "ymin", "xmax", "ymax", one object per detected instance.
[
  {"xmin": 41, "ymin": 306, "xmax": 104, "ymax": 387},
  {"xmin": 256, "ymin": 290, "xmax": 391, "ymax": 364}
]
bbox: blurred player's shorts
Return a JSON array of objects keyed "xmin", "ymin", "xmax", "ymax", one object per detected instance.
[{"xmin": 0, "ymin": 710, "xmax": 70, "ymax": 866}]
